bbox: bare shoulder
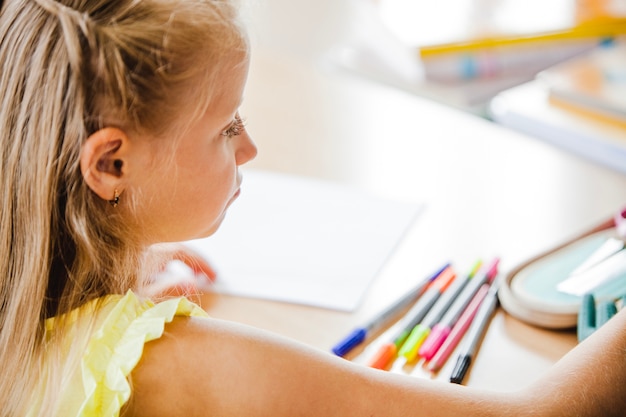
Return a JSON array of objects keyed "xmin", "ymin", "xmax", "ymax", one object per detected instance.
[
  {"xmin": 123, "ymin": 315, "xmax": 375, "ymax": 417},
  {"xmin": 123, "ymin": 315, "xmax": 363, "ymax": 417},
  {"xmin": 124, "ymin": 315, "xmax": 287, "ymax": 417},
  {"xmin": 123, "ymin": 315, "xmax": 511, "ymax": 417}
]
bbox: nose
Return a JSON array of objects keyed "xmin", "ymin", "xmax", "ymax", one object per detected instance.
[{"xmin": 235, "ymin": 130, "xmax": 257, "ymax": 166}]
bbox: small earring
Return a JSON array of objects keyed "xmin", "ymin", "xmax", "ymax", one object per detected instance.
[{"xmin": 108, "ymin": 189, "xmax": 120, "ymax": 207}]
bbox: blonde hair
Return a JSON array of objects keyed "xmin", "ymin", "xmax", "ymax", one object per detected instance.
[{"xmin": 0, "ymin": 0, "xmax": 247, "ymax": 414}]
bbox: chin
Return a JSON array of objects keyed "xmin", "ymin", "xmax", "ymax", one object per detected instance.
[{"xmin": 194, "ymin": 213, "xmax": 227, "ymax": 240}]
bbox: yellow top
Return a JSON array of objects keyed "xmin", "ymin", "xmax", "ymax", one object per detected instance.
[{"xmin": 28, "ymin": 291, "xmax": 208, "ymax": 417}]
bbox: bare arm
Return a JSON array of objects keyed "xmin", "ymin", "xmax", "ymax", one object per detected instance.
[
  {"xmin": 125, "ymin": 316, "xmax": 513, "ymax": 417},
  {"xmin": 520, "ymin": 306, "xmax": 626, "ymax": 417},
  {"xmin": 125, "ymin": 307, "xmax": 626, "ymax": 417}
]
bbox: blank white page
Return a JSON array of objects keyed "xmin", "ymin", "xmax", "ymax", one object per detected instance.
[{"xmin": 183, "ymin": 169, "xmax": 423, "ymax": 311}]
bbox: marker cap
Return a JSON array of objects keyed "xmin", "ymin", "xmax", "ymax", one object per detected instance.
[
  {"xmin": 332, "ymin": 328, "xmax": 367, "ymax": 357},
  {"xmin": 419, "ymin": 323, "xmax": 451, "ymax": 360},
  {"xmin": 398, "ymin": 324, "xmax": 429, "ymax": 361},
  {"xmin": 450, "ymin": 354, "xmax": 472, "ymax": 384},
  {"xmin": 368, "ymin": 343, "xmax": 397, "ymax": 369}
]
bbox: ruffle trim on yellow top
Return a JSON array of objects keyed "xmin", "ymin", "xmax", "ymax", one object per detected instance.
[{"xmin": 38, "ymin": 291, "xmax": 208, "ymax": 417}]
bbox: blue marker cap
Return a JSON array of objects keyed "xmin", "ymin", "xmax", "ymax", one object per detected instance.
[{"xmin": 332, "ymin": 328, "xmax": 367, "ymax": 357}]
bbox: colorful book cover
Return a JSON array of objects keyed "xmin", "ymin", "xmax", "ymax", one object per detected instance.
[
  {"xmin": 376, "ymin": 0, "xmax": 626, "ymax": 81},
  {"xmin": 538, "ymin": 41, "xmax": 626, "ymax": 122}
]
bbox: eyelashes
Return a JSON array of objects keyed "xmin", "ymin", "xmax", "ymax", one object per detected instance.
[{"xmin": 221, "ymin": 114, "xmax": 246, "ymax": 137}]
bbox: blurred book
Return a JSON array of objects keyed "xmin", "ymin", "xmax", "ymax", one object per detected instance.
[
  {"xmin": 330, "ymin": 0, "xmax": 626, "ymax": 114},
  {"xmin": 537, "ymin": 41, "xmax": 626, "ymax": 125},
  {"xmin": 330, "ymin": 39, "xmax": 536, "ymax": 112},
  {"xmin": 420, "ymin": 40, "xmax": 599, "ymax": 83},
  {"xmin": 325, "ymin": 0, "xmax": 509, "ymax": 113},
  {"xmin": 489, "ymin": 80, "xmax": 626, "ymax": 174},
  {"xmin": 377, "ymin": 0, "xmax": 624, "ymax": 47},
  {"xmin": 377, "ymin": 0, "xmax": 626, "ymax": 82}
]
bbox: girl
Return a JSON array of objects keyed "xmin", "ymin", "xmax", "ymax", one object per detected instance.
[{"xmin": 0, "ymin": 0, "xmax": 625, "ymax": 416}]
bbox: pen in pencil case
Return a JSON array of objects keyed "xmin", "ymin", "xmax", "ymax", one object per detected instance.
[
  {"xmin": 419, "ymin": 257, "xmax": 499, "ymax": 361},
  {"xmin": 366, "ymin": 266, "xmax": 456, "ymax": 369},
  {"xmin": 395, "ymin": 260, "xmax": 482, "ymax": 363},
  {"xmin": 331, "ymin": 263, "xmax": 450, "ymax": 357},
  {"xmin": 449, "ymin": 275, "xmax": 502, "ymax": 384}
]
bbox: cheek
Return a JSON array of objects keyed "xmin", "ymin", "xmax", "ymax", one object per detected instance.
[
  {"xmin": 148, "ymin": 140, "xmax": 237, "ymax": 239},
  {"xmin": 183, "ymin": 169, "xmax": 236, "ymax": 238},
  {"xmin": 183, "ymin": 150, "xmax": 236, "ymax": 212},
  {"xmin": 209, "ymin": 167, "xmax": 236, "ymax": 206}
]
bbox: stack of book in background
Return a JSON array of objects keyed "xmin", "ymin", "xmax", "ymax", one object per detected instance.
[
  {"xmin": 489, "ymin": 39, "xmax": 626, "ymax": 175},
  {"xmin": 331, "ymin": 0, "xmax": 626, "ymax": 115},
  {"xmin": 537, "ymin": 41, "xmax": 626, "ymax": 128}
]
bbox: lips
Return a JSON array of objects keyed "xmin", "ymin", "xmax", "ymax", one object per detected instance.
[
  {"xmin": 226, "ymin": 173, "xmax": 242, "ymax": 207},
  {"xmin": 226, "ymin": 187, "xmax": 241, "ymax": 209}
]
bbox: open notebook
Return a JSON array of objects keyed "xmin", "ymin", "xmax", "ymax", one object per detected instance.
[{"xmin": 177, "ymin": 169, "xmax": 423, "ymax": 311}]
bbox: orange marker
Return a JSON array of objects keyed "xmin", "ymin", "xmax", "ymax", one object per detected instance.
[{"xmin": 367, "ymin": 266, "xmax": 456, "ymax": 369}]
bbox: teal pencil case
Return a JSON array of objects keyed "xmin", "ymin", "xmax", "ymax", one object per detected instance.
[
  {"xmin": 577, "ymin": 293, "xmax": 625, "ymax": 341},
  {"xmin": 499, "ymin": 216, "xmax": 626, "ymax": 329}
]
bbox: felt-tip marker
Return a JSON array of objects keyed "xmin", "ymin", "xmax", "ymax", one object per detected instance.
[
  {"xmin": 331, "ymin": 263, "xmax": 450, "ymax": 357},
  {"xmin": 419, "ymin": 257, "xmax": 499, "ymax": 361},
  {"xmin": 396, "ymin": 260, "xmax": 482, "ymax": 363},
  {"xmin": 427, "ymin": 283, "xmax": 490, "ymax": 373},
  {"xmin": 449, "ymin": 275, "xmax": 502, "ymax": 384},
  {"xmin": 367, "ymin": 266, "xmax": 456, "ymax": 369}
]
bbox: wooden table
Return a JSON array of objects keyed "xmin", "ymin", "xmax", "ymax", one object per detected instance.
[{"xmin": 198, "ymin": 42, "xmax": 626, "ymax": 391}]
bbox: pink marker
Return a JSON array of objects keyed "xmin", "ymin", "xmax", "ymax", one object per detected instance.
[
  {"xmin": 418, "ymin": 258, "xmax": 498, "ymax": 360},
  {"xmin": 427, "ymin": 284, "xmax": 489, "ymax": 373}
]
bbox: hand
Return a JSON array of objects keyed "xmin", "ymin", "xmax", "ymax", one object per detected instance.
[
  {"xmin": 161, "ymin": 243, "xmax": 217, "ymax": 282},
  {"xmin": 142, "ymin": 243, "xmax": 217, "ymax": 302}
]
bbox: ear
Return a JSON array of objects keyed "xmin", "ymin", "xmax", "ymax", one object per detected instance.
[{"xmin": 80, "ymin": 127, "xmax": 129, "ymax": 202}]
